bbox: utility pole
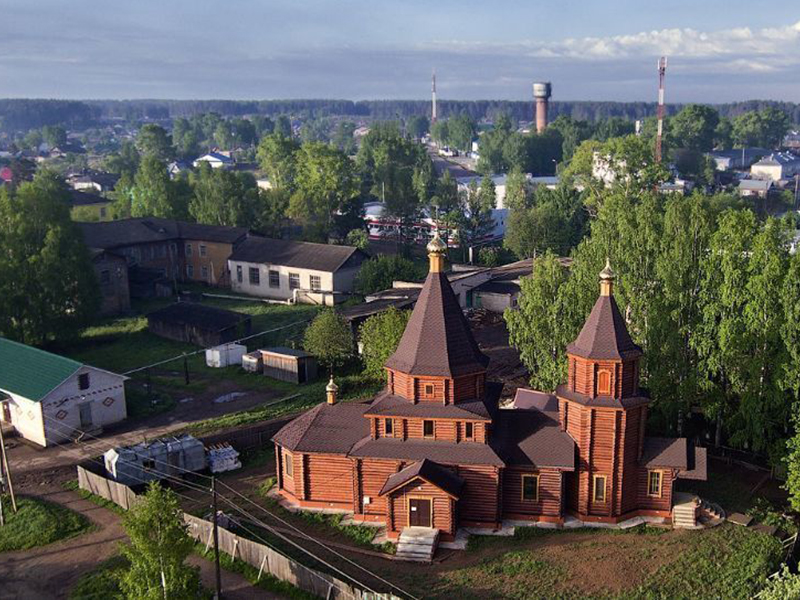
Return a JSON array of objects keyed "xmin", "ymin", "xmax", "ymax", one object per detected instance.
[
  {"xmin": 655, "ymin": 56, "xmax": 667, "ymax": 164},
  {"xmin": 431, "ymin": 69, "xmax": 438, "ymax": 124},
  {"xmin": 211, "ymin": 477, "xmax": 222, "ymax": 600},
  {"xmin": 0, "ymin": 423, "xmax": 17, "ymax": 515}
]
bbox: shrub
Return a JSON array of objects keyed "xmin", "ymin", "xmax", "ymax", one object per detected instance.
[{"xmin": 359, "ymin": 307, "xmax": 411, "ymax": 379}]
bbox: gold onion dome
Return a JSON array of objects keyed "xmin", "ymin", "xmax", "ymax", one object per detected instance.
[
  {"xmin": 427, "ymin": 232, "xmax": 447, "ymax": 254},
  {"xmin": 326, "ymin": 375, "xmax": 338, "ymax": 393},
  {"xmin": 599, "ymin": 257, "xmax": 615, "ymax": 281}
]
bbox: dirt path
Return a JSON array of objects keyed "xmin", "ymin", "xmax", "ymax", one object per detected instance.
[
  {"xmin": 5, "ymin": 380, "xmax": 277, "ymax": 480},
  {"xmin": 0, "ymin": 486, "xmax": 283, "ymax": 600}
]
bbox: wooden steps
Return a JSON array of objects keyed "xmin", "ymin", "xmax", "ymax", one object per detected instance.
[{"xmin": 396, "ymin": 527, "xmax": 439, "ymax": 562}]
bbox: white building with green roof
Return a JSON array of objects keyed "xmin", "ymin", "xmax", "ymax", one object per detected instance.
[{"xmin": 0, "ymin": 337, "xmax": 128, "ymax": 447}]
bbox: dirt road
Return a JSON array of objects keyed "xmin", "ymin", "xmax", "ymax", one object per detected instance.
[{"xmin": 0, "ymin": 485, "xmax": 283, "ymax": 600}]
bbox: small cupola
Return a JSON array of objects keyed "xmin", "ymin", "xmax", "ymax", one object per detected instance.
[
  {"xmin": 326, "ymin": 375, "xmax": 339, "ymax": 405},
  {"xmin": 427, "ymin": 231, "xmax": 447, "ymax": 273},
  {"xmin": 599, "ymin": 257, "xmax": 614, "ymax": 297}
]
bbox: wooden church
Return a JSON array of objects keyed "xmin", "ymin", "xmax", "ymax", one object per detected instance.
[{"xmin": 272, "ymin": 235, "xmax": 706, "ymax": 542}]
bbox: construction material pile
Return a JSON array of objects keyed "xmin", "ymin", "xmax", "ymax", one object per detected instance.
[{"xmin": 207, "ymin": 443, "xmax": 241, "ymax": 473}]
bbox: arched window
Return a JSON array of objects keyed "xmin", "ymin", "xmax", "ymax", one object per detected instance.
[{"xmin": 597, "ymin": 369, "xmax": 611, "ymax": 396}]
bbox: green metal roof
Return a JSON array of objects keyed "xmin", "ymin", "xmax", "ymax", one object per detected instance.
[{"xmin": 0, "ymin": 337, "xmax": 83, "ymax": 402}]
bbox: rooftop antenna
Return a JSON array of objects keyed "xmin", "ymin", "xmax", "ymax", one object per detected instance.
[
  {"xmin": 431, "ymin": 69, "xmax": 438, "ymax": 124},
  {"xmin": 655, "ymin": 56, "xmax": 667, "ymax": 163}
]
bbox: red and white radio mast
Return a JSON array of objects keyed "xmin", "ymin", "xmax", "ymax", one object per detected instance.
[{"xmin": 655, "ymin": 56, "xmax": 667, "ymax": 163}]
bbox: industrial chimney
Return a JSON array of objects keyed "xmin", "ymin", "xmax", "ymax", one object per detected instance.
[{"xmin": 532, "ymin": 82, "xmax": 552, "ymax": 133}]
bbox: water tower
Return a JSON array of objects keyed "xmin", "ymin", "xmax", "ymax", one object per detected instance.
[{"xmin": 532, "ymin": 82, "xmax": 552, "ymax": 133}]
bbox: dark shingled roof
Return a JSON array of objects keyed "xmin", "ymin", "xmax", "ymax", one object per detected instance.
[
  {"xmin": 147, "ymin": 302, "xmax": 250, "ymax": 331},
  {"xmin": 350, "ymin": 437, "xmax": 505, "ymax": 466},
  {"xmin": 491, "ymin": 410, "xmax": 575, "ymax": 469},
  {"xmin": 272, "ymin": 402, "xmax": 371, "ymax": 453},
  {"xmin": 566, "ymin": 294, "xmax": 642, "ymax": 361},
  {"xmin": 678, "ymin": 447, "xmax": 707, "ymax": 481},
  {"xmin": 70, "ymin": 189, "xmax": 110, "ymax": 206},
  {"xmin": 555, "ymin": 385, "xmax": 650, "ymax": 410},
  {"xmin": 363, "ymin": 389, "xmax": 495, "ymax": 421},
  {"xmin": 641, "ymin": 437, "xmax": 688, "ymax": 470},
  {"xmin": 229, "ymin": 237, "xmax": 367, "ymax": 273},
  {"xmin": 384, "ymin": 271, "xmax": 489, "ymax": 377},
  {"xmin": 79, "ymin": 217, "xmax": 247, "ymax": 249},
  {"xmin": 641, "ymin": 437, "xmax": 707, "ymax": 481},
  {"xmin": 379, "ymin": 459, "xmax": 465, "ymax": 498},
  {"xmin": 512, "ymin": 389, "xmax": 558, "ymax": 413}
]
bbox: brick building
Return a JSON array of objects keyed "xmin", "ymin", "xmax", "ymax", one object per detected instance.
[{"xmin": 271, "ymin": 238, "xmax": 705, "ymax": 542}]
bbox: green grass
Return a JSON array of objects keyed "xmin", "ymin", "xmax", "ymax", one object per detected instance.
[
  {"xmin": 125, "ymin": 385, "xmax": 178, "ymax": 419},
  {"xmin": 437, "ymin": 524, "xmax": 782, "ymax": 600},
  {"xmin": 62, "ymin": 480, "xmax": 126, "ymax": 516},
  {"xmin": 182, "ymin": 372, "xmax": 382, "ymax": 435},
  {"xmin": 628, "ymin": 524, "xmax": 782, "ymax": 600},
  {"xmin": 68, "ymin": 555, "xmax": 128, "ymax": 600},
  {"xmin": 0, "ymin": 495, "xmax": 94, "ymax": 552}
]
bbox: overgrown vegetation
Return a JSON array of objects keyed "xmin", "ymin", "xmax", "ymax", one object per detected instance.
[{"xmin": 0, "ymin": 495, "xmax": 93, "ymax": 552}]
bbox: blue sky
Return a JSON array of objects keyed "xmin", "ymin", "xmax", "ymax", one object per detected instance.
[{"xmin": 1, "ymin": 0, "xmax": 798, "ymax": 102}]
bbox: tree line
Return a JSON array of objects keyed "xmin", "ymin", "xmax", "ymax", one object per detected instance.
[
  {"xmin": 505, "ymin": 136, "xmax": 800, "ymax": 472},
  {"xmin": 2, "ymin": 98, "xmax": 798, "ymax": 135}
]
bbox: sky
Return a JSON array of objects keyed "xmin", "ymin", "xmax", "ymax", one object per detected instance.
[{"xmin": 1, "ymin": 0, "xmax": 799, "ymax": 102}]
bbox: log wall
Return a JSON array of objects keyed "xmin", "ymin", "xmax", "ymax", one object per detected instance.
[
  {"xmin": 455, "ymin": 464, "xmax": 500, "ymax": 524},
  {"xmin": 304, "ymin": 454, "xmax": 355, "ymax": 505},
  {"xmin": 501, "ymin": 467, "xmax": 563, "ymax": 519},
  {"xmin": 388, "ymin": 480, "xmax": 455, "ymax": 535}
]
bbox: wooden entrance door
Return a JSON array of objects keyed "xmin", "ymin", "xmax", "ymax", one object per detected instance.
[
  {"xmin": 408, "ymin": 498, "xmax": 431, "ymax": 527},
  {"xmin": 79, "ymin": 403, "xmax": 93, "ymax": 429}
]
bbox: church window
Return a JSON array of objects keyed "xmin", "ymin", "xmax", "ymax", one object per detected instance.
[
  {"xmin": 385, "ymin": 418, "xmax": 394, "ymax": 436},
  {"xmin": 522, "ymin": 475, "xmax": 539, "ymax": 501},
  {"xmin": 423, "ymin": 420, "xmax": 434, "ymax": 438},
  {"xmin": 284, "ymin": 452, "xmax": 293, "ymax": 477},
  {"xmin": 465, "ymin": 422, "xmax": 474, "ymax": 439},
  {"xmin": 648, "ymin": 470, "xmax": 663, "ymax": 497},
  {"xmin": 592, "ymin": 475, "xmax": 607, "ymax": 503}
]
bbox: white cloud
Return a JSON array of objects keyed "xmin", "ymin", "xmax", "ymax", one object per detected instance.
[{"xmin": 424, "ymin": 21, "xmax": 800, "ymax": 62}]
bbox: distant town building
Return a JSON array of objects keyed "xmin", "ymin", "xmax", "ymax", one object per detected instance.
[
  {"xmin": 147, "ymin": 302, "xmax": 252, "ymax": 347},
  {"xmin": 78, "ymin": 218, "xmax": 249, "ymax": 289},
  {"xmin": 167, "ymin": 161, "xmax": 190, "ymax": 179},
  {"xmin": 69, "ymin": 189, "xmax": 113, "ymax": 221},
  {"xmin": 91, "ymin": 249, "xmax": 131, "ymax": 315},
  {"xmin": 738, "ymin": 179, "xmax": 774, "ymax": 198},
  {"xmin": 750, "ymin": 152, "xmax": 800, "ymax": 182},
  {"xmin": 228, "ymin": 237, "xmax": 367, "ymax": 306},
  {"xmin": 783, "ymin": 130, "xmax": 800, "ymax": 151},
  {"xmin": 256, "ymin": 177, "xmax": 273, "ymax": 191},
  {"xmin": 707, "ymin": 148, "xmax": 769, "ymax": 171},
  {"xmin": 0, "ymin": 337, "xmax": 128, "ymax": 447},
  {"xmin": 193, "ymin": 152, "xmax": 234, "ymax": 169},
  {"xmin": 67, "ymin": 170, "xmax": 120, "ymax": 193}
]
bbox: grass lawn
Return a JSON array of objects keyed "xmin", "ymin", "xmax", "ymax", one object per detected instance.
[
  {"xmin": 69, "ymin": 555, "xmax": 128, "ymax": 600},
  {"xmin": 63, "ymin": 297, "xmax": 319, "ymax": 375},
  {"xmin": 401, "ymin": 524, "xmax": 782, "ymax": 600},
  {"xmin": 0, "ymin": 495, "xmax": 94, "ymax": 552}
]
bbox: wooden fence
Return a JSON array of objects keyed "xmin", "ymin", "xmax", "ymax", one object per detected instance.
[
  {"xmin": 198, "ymin": 416, "xmax": 295, "ymax": 455},
  {"xmin": 76, "ymin": 463, "xmax": 398, "ymax": 600}
]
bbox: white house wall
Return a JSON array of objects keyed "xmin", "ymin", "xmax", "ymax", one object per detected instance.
[
  {"xmin": 39, "ymin": 366, "xmax": 127, "ymax": 446},
  {"xmin": 228, "ymin": 260, "xmax": 342, "ymax": 305},
  {"xmin": 6, "ymin": 393, "xmax": 47, "ymax": 447}
]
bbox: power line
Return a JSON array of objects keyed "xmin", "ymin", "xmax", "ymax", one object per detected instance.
[
  {"xmin": 216, "ymin": 479, "xmax": 419, "ymax": 600},
  {"xmin": 36, "ymin": 416, "xmax": 394, "ymax": 597},
  {"xmin": 122, "ymin": 319, "xmax": 311, "ymax": 376}
]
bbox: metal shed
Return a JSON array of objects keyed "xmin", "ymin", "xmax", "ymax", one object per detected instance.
[{"xmin": 260, "ymin": 347, "xmax": 318, "ymax": 384}]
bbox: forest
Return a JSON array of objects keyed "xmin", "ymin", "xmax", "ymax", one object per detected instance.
[{"xmin": 1, "ymin": 97, "xmax": 799, "ymax": 133}]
